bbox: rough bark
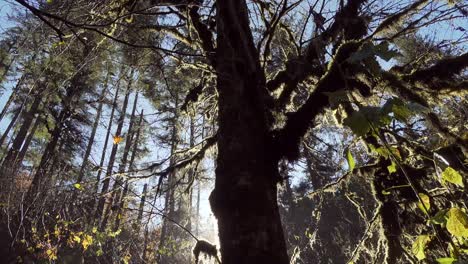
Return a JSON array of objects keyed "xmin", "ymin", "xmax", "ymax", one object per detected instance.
[{"xmin": 208, "ymin": 1, "xmax": 289, "ymax": 263}]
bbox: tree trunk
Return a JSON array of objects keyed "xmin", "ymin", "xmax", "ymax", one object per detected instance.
[
  {"xmin": 16, "ymin": 115, "xmax": 41, "ymax": 165},
  {"xmin": 0, "ymin": 104, "xmax": 23, "ymax": 149},
  {"xmin": 0, "ymin": 75, "xmax": 24, "ymax": 123},
  {"xmin": 96, "ymin": 70, "xmax": 133, "ymax": 229},
  {"xmin": 114, "ymin": 108, "xmax": 143, "ymax": 230},
  {"xmin": 94, "ymin": 78, "xmax": 122, "ymax": 196},
  {"xmin": 209, "ymin": 1, "xmax": 289, "ymax": 263},
  {"xmin": 158, "ymin": 96, "xmax": 180, "ymax": 264},
  {"xmin": 76, "ymin": 80, "xmax": 108, "ymax": 184},
  {"xmin": 1, "ymin": 91, "xmax": 42, "ymax": 176}
]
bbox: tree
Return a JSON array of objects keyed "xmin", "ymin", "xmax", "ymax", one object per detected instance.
[{"xmin": 3, "ymin": 0, "xmax": 467, "ymax": 263}]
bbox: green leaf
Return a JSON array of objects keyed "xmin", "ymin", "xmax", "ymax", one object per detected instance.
[
  {"xmin": 346, "ymin": 148, "xmax": 355, "ymax": 172},
  {"xmin": 446, "ymin": 208, "xmax": 468, "ymax": 237},
  {"xmin": 417, "ymin": 193, "xmax": 430, "ymax": 214},
  {"xmin": 441, "ymin": 167, "xmax": 464, "ymax": 187},
  {"xmin": 430, "ymin": 209, "xmax": 449, "ymax": 225},
  {"xmin": 387, "ymin": 161, "xmax": 397, "ymax": 174},
  {"xmin": 343, "ymin": 111, "xmax": 371, "ymax": 137},
  {"xmin": 437, "ymin": 257, "xmax": 457, "ymax": 264},
  {"xmin": 73, "ymin": 183, "xmax": 82, "ymax": 190},
  {"xmin": 412, "ymin": 235, "xmax": 431, "ymax": 260},
  {"xmin": 381, "ymin": 189, "xmax": 391, "ymax": 195}
]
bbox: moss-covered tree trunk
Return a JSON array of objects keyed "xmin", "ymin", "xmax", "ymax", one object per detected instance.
[{"xmin": 209, "ymin": 1, "xmax": 289, "ymax": 263}]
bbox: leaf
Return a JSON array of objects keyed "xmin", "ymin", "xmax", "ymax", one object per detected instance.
[
  {"xmin": 412, "ymin": 235, "xmax": 431, "ymax": 260},
  {"xmin": 437, "ymin": 257, "xmax": 457, "ymax": 264},
  {"xmin": 417, "ymin": 193, "xmax": 430, "ymax": 214},
  {"xmin": 82, "ymin": 234, "xmax": 93, "ymax": 251},
  {"xmin": 73, "ymin": 235, "xmax": 81, "ymax": 243},
  {"xmin": 113, "ymin": 135, "xmax": 124, "ymax": 144},
  {"xmin": 387, "ymin": 161, "xmax": 397, "ymax": 174},
  {"xmin": 346, "ymin": 148, "xmax": 355, "ymax": 172},
  {"xmin": 73, "ymin": 183, "xmax": 82, "ymax": 190},
  {"xmin": 441, "ymin": 167, "xmax": 464, "ymax": 187},
  {"xmin": 446, "ymin": 208, "xmax": 468, "ymax": 237},
  {"xmin": 381, "ymin": 189, "xmax": 391, "ymax": 195},
  {"xmin": 343, "ymin": 111, "xmax": 371, "ymax": 137},
  {"xmin": 430, "ymin": 209, "xmax": 449, "ymax": 225}
]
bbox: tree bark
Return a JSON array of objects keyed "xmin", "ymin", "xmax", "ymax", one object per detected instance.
[{"xmin": 209, "ymin": 1, "xmax": 289, "ymax": 263}]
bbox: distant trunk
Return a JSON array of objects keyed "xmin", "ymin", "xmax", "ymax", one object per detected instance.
[
  {"xmin": 0, "ymin": 75, "xmax": 24, "ymax": 123},
  {"xmin": 96, "ymin": 71, "xmax": 132, "ymax": 229},
  {"xmin": 16, "ymin": 115, "xmax": 41, "ymax": 165},
  {"xmin": 158, "ymin": 96, "xmax": 180, "ymax": 264},
  {"xmin": 76, "ymin": 80, "xmax": 108, "ymax": 184},
  {"xmin": 94, "ymin": 79, "xmax": 122, "ymax": 195},
  {"xmin": 0, "ymin": 104, "xmax": 23, "ymax": 149},
  {"xmin": 1, "ymin": 90, "xmax": 42, "ymax": 175},
  {"xmin": 110, "ymin": 92, "xmax": 139, "ymax": 228},
  {"xmin": 114, "ymin": 108, "xmax": 143, "ymax": 230},
  {"xmin": 26, "ymin": 113, "xmax": 61, "ymax": 201},
  {"xmin": 209, "ymin": 1, "xmax": 289, "ymax": 263},
  {"xmin": 136, "ymin": 183, "xmax": 148, "ymax": 230}
]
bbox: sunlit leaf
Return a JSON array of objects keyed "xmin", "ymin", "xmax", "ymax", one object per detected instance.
[
  {"xmin": 446, "ymin": 208, "xmax": 468, "ymax": 237},
  {"xmin": 73, "ymin": 183, "xmax": 82, "ymax": 190},
  {"xmin": 82, "ymin": 234, "xmax": 93, "ymax": 251},
  {"xmin": 73, "ymin": 235, "xmax": 81, "ymax": 243},
  {"xmin": 441, "ymin": 167, "xmax": 464, "ymax": 187},
  {"xmin": 437, "ymin": 257, "xmax": 457, "ymax": 264},
  {"xmin": 113, "ymin": 135, "xmax": 124, "ymax": 144},
  {"xmin": 417, "ymin": 193, "xmax": 430, "ymax": 214},
  {"xmin": 346, "ymin": 148, "xmax": 355, "ymax": 172},
  {"xmin": 387, "ymin": 161, "xmax": 397, "ymax": 174},
  {"xmin": 412, "ymin": 235, "xmax": 431, "ymax": 260}
]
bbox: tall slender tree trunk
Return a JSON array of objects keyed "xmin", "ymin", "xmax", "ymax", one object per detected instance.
[
  {"xmin": 114, "ymin": 108, "xmax": 143, "ymax": 230},
  {"xmin": 0, "ymin": 75, "xmax": 24, "ymax": 123},
  {"xmin": 158, "ymin": 96, "xmax": 179, "ymax": 264},
  {"xmin": 76, "ymin": 80, "xmax": 109, "ymax": 184},
  {"xmin": 16, "ymin": 115, "xmax": 41, "ymax": 165},
  {"xmin": 96, "ymin": 71, "xmax": 133, "ymax": 229},
  {"xmin": 94, "ymin": 79, "xmax": 122, "ymax": 195},
  {"xmin": 209, "ymin": 1, "xmax": 289, "ymax": 263},
  {"xmin": 0, "ymin": 104, "xmax": 23, "ymax": 149},
  {"xmin": 1, "ymin": 90, "xmax": 42, "ymax": 176}
]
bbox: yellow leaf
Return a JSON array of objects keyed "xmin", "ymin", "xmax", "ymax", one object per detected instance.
[
  {"xmin": 446, "ymin": 208, "xmax": 468, "ymax": 237},
  {"xmin": 113, "ymin": 135, "xmax": 123, "ymax": 144},
  {"xmin": 82, "ymin": 234, "xmax": 93, "ymax": 250},
  {"xmin": 73, "ymin": 235, "xmax": 81, "ymax": 243},
  {"xmin": 73, "ymin": 183, "xmax": 82, "ymax": 190},
  {"xmin": 417, "ymin": 193, "xmax": 430, "ymax": 214},
  {"xmin": 441, "ymin": 167, "xmax": 464, "ymax": 187},
  {"xmin": 412, "ymin": 235, "xmax": 431, "ymax": 260}
]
